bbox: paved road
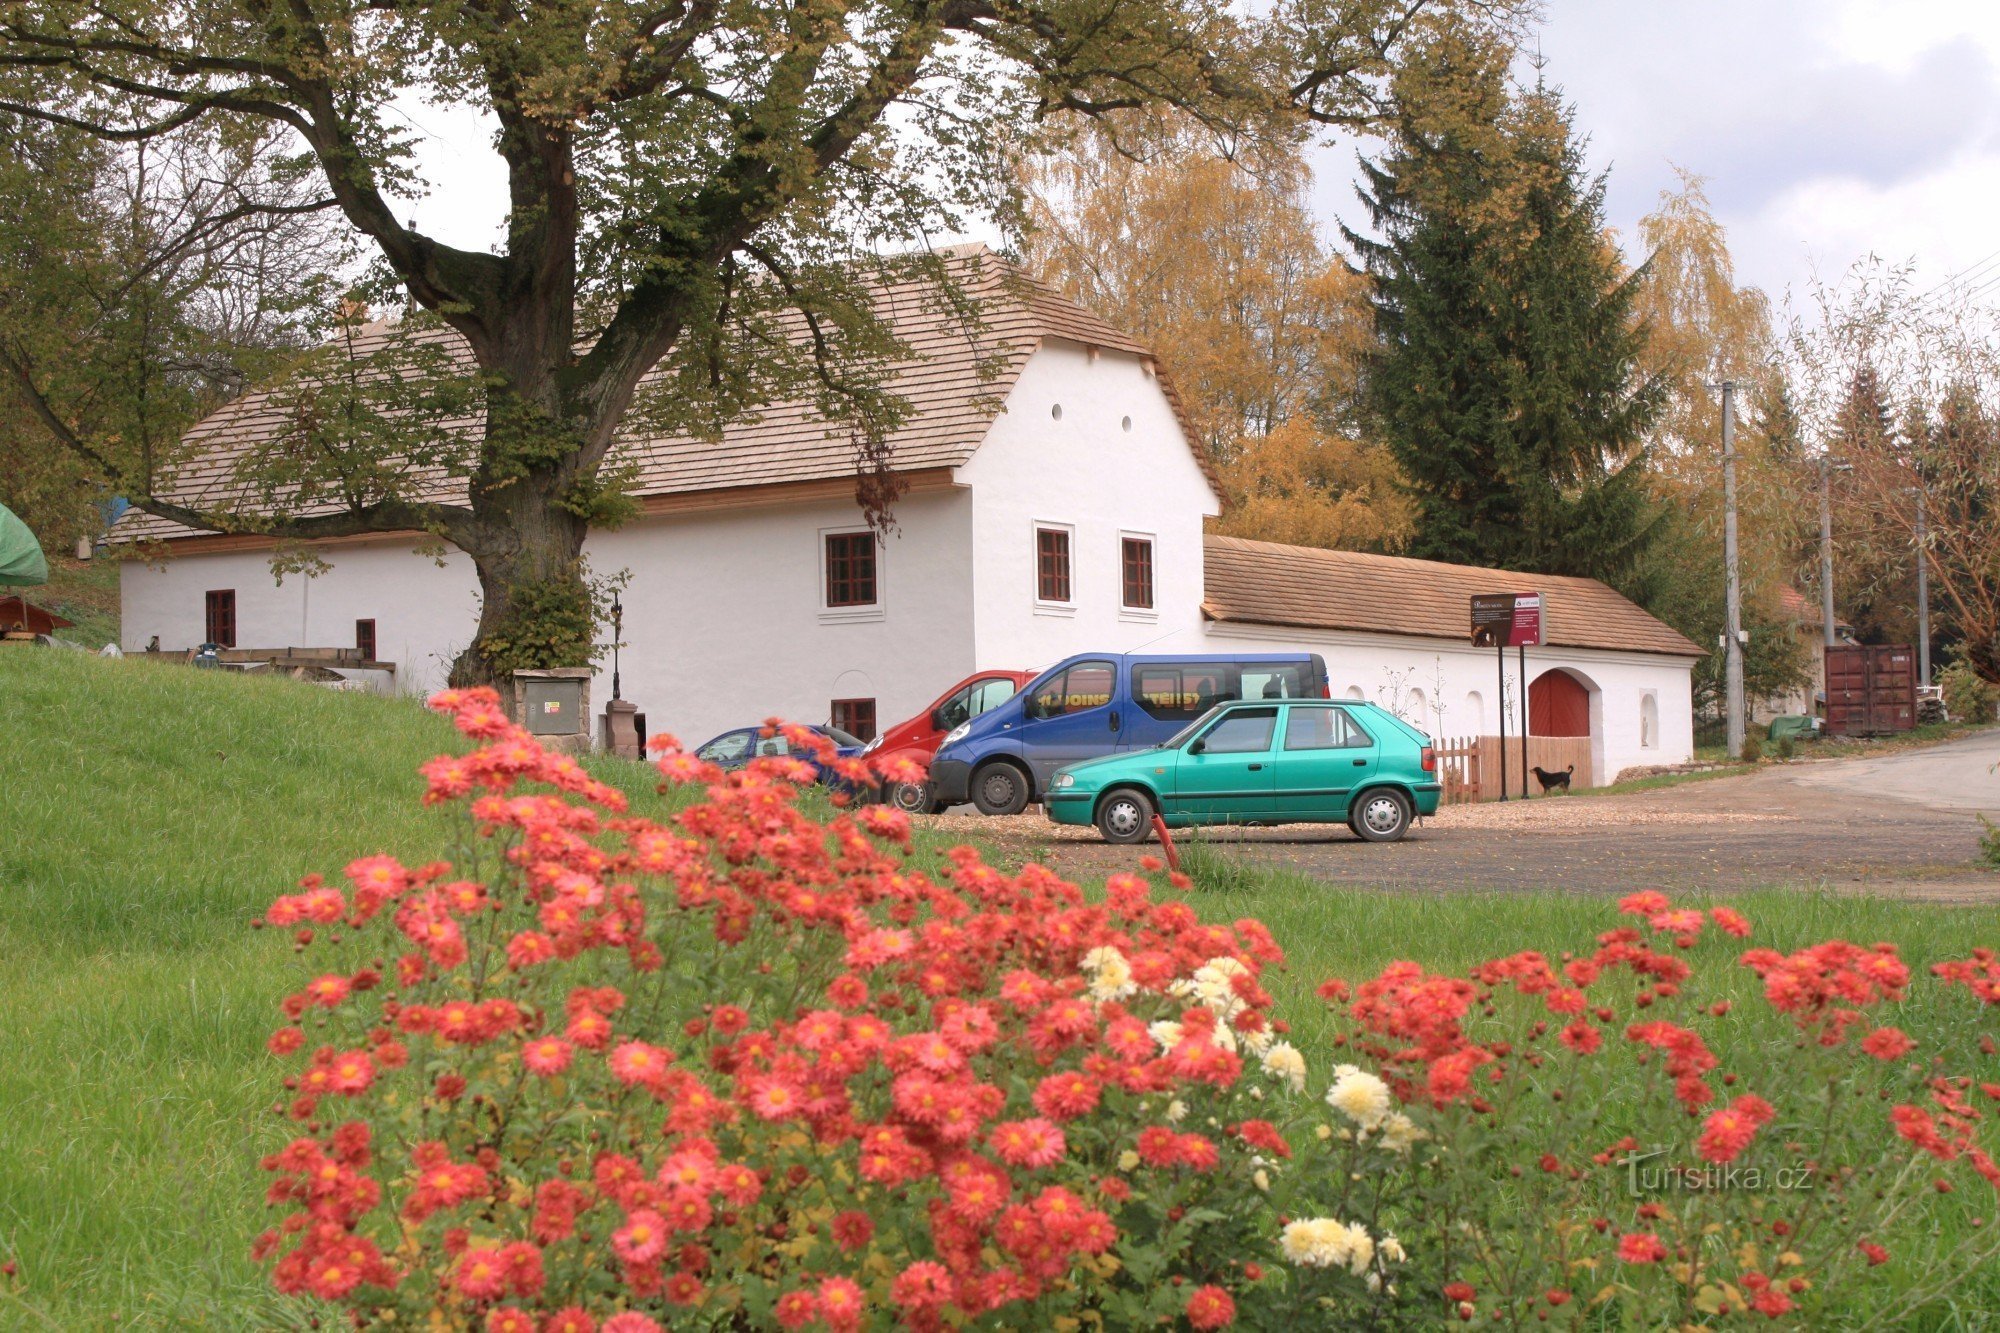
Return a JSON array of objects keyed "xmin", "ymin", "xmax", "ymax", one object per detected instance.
[
  {"xmin": 1787, "ymin": 725, "xmax": 2000, "ymax": 815},
  {"xmin": 935, "ymin": 731, "xmax": 2000, "ymax": 899}
]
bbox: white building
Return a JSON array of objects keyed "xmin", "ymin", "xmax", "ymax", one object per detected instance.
[{"xmin": 116, "ymin": 247, "xmax": 1700, "ymax": 787}]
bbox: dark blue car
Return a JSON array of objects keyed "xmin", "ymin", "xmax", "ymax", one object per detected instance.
[
  {"xmin": 927, "ymin": 651, "xmax": 1331, "ymax": 815},
  {"xmin": 692, "ymin": 723, "xmax": 866, "ymax": 787}
]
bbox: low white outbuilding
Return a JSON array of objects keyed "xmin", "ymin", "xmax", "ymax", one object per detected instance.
[{"xmin": 116, "ymin": 247, "xmax": 1701, "ymax": 787}]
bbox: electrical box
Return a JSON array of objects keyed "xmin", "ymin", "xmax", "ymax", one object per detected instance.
[
  {"xmin": 511, "ymin": 668, "xmax": 594, "ymax": 751},
  {"xmin": 523, "ymin": 677, "xmax": 583, "ymax": 735}
]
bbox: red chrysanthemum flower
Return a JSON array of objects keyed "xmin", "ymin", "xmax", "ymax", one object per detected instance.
[
  {"xmin": 1617, "ymin": 1233, "xmax": 1666, "ymax": 1264},
  {"xmin": 1861, "ymin": 1027, "xmax": 1915, "ymax": 1061},
  {"xmin": 1186, "ymin": 1284, "xmax": 1236, "ymax": 1329}
]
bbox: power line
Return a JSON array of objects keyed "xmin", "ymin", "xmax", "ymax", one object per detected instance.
[{"xmin": 1912, "ymin": 247, "xmax": 2000, "ymax": 308}]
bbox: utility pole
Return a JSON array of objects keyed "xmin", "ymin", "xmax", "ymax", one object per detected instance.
[
  {"xmin": 1720, "ymin": 381, "xmax": 1745, "ymax": 760},
  {"xmin": 1818, "ymin": 454, "xmax": 1839, "ymax": 648},
  {"xmin": 1913, "ymin": 487, "xmax": 1931, "ymax": 687}
]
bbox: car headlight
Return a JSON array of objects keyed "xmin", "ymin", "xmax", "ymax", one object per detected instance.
[
  {"xmin": 1053, "ymin": 773, "xmax": 1075, "ymax": 789},
  {"xmin": 862, "ymin": 735, "xmax": 881, "ymax": 754},
  {"xmin": 943, "ymin": 722, "xmax": 972, "ymax": 746}
]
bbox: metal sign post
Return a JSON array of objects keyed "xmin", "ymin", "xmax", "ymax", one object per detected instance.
[{"xmin": 1472, "ymin": 593, "xmax": 1544, "ymax": 801}]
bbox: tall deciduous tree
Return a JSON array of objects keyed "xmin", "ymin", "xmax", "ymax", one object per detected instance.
[
  {"xmin": 1351, "ymin": 38, "xmax": 1663, "ymax": 591},
  {"xmin": 1788, "ymin": 258, "xmax": 2000, "ymax": 680},
  {"xmin": 1017, "ymin": 134, "xmax": 1411, "ymax": 550},
  {"xmin": 1628, "ymin": 173, "xmax": 1810, "ymax": 717},
  {"xmin": 1, "ymin": 0, "xmax": 1515, "ymax": 684}
]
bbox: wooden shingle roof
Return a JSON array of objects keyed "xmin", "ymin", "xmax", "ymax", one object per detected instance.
[
  {"xmin": 1202, "ymin": 535, "xmax": 1704, "ymax": 658},
  {"xmin": 116, "ymin": 246, "xmax": 1195, "ymax": 542}
]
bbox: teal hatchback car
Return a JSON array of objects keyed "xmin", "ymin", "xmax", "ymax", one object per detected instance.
[{"xmin": 1043, "ymin": 699, "xmax": 1441, "ymax": 844}]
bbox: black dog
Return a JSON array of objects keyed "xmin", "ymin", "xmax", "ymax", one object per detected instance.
[{"xmin": 1532, "ymin": 764, "xmax": 1574, "ymax": 794}]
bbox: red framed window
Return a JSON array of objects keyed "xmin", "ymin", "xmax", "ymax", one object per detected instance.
[
  {"xmin": 831, "ymin": 698, "xmax": 877, "ymax": 742},
  {"xmin": 824, "ymin": 532, "xmax": 877, "ymax": 607},
  {"xmin": 1036, "ymin": 527, "xmax": 1072, "ymax": 602},
  {"xmin": 1121, "ymin": 537, "xmax": 1154, "ymax": 609},
  {"xmin": 204, "ymin": 589, "xmax": 236, "ymax": 647},
  {"xmin": 355, "ymin": 618, "xmax": 377, "ymax": 661}
]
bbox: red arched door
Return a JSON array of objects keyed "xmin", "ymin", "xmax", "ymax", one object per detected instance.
[{"xmin": 1529, "ymin": 671, "xmax": 1591, "ymax": 737}]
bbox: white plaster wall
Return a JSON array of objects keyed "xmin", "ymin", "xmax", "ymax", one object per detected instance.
[
  {"xmin": 120, "ymin": 488, "xmax": 977, "ymax": 749},
  {"xmin": 1177, "ymin": 622, "xmax": 1697, "ymax": 784},
  {"xmin": 582, "ymin": 489, "xmax": 974, "ymax": 747},
  {"xmin": 120, "ymin": 542, "xmax": 481, "ymax": 694},
  {"xmin": 959, "ymin": 342, "xmax": 1219, "ymax": 674}
]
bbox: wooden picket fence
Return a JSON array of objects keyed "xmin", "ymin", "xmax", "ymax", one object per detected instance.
[{"xmin": 1433, "ymin": 734, "xmax": 1596, "ymax": 803}]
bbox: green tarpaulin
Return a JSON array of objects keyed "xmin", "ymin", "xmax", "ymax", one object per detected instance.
[{"xmin": 0, "ymin": 503, "xmax": 48, "ymax": 587}]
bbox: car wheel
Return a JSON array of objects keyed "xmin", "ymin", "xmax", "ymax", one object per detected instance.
[
  {"xmin": 887, "ymin": 779, "xmax": 933, "ymax": 814},
  {"xmin": 1095, "ymin": 788, "xmax": 1155, "ymax": 845},
  {"xmin": 1350, "ymin": 788, "xmax": 1412, "ymax": 843},
  {"xmin": 970, "ymin": 762, "xmax": 1030, "ymax": 816}
]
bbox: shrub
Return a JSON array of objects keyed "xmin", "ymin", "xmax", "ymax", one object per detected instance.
[
  {"xmin": 1940, "ymin": 660, "xmax": 1998, "ymax": 723},
  {"xmin": 1311, "ymin": 896, "xmax": 2000, "ymax": 1325},
  {"xmin": 252, "ymin": 691, "xmax": 1420, "ymax": 1330},
  {"xmin": 254, "ymin": 694, "xmax": 2000, "ymax": 1329},
  {"xmin": 1739, "ymin": 734, "xmax": 1764, "ymax": 763},
  {"xmin": 1773, "ymin": 735, "xmax": 1795, "ymax": 761}
]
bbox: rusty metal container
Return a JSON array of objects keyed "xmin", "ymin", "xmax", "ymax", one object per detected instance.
[{"xmin": 1824, "ymin": 644, "xmax": 1916, "ymax": 736}]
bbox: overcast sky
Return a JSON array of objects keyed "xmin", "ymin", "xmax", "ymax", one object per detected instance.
[
  {"xmin": 1449, "ymin": 0, "xmax": 2000, "ymax": 309},
  {"xmin": 399, "ymin": 1, "xmax": 2000, "ymax": 317}
]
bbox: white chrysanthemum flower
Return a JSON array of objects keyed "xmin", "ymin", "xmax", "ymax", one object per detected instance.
[
  {"xmin": 1379, "ymin": 1112, "xmax": 1426, "ymax": 1154},
  {"xmin": 1148, "ymin": 1020, "xmax": 1183, "ymax": 1052},
  {"xmin": 1241, "ymin": 1025, "xmax": 1274, "ymax": 1056},
  {"xmin": 1083, "ymin": 946, "xmax": 1136, "ymax": 1002},
  {"xmin": 1280, "ymin": 1217, "xmax": 1372, "ymax": 1272},
  {"xmin": 1253, "ymin": 1167, "xmax": 1270, "ymax": 1192},
  {"xmin": 1279, "ymin": 1218, "xmax": 1344, "ymax": 1267},
  {"xmin": 1339, "ymin": 1222, "xmax": 1376, "ymax": 1274},
  {"xmin": 1326, "ymin": 1066, "xmax": 1393, "ymax": 1131},
  {"xmin": 1380, "ymin": 1234, "xmax": 1407, "ymax": 1264},
  {"xmin": 1165, "ymin": 1098, "xmax": 1187, "ymax": 1123},
  {"xmin": 1259, "ymin": 1040, "xmax": 1306, "ymax": 1092}
]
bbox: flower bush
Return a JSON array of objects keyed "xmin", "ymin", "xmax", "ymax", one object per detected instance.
[
  {"xmin": 254, "ymin": 693, "xmax": 2000, "ymax": 1328},
  {"xmin": 1309, "ymin": 892, "xmax": 2000, "ymax": 1325},
  {"xmin": 254, "ymin": 691, "xmax": 1417, "ymax": 1330}
]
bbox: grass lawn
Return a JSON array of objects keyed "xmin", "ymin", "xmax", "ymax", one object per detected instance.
[{"xmin": 3, "ymin": 650, "xmax": 1997, "ymax": 1326}]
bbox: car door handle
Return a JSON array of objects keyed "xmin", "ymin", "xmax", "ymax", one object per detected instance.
[
  {"xmin": 1247, "ymin": 763, "xmax": 1263, "ymax": 771},
  {"xmin": 1353, "ymin": 758, "xmax": 1368, "ymax": 766},
  {"xmin": 1109, "ymin": 710, "xmax": 1120, "ymax": 731}
]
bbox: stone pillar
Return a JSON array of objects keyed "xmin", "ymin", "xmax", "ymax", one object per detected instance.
[{"xmin": 603, "ymin": 698, "xmax": 641, "ymax": 759}]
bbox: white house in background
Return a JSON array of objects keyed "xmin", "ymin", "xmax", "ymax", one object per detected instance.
[
  {"xmin": 116, "ymin": 246, "xmax": 1700, "ymax": 786},
  {"xmin": 1196, "ymin": 537, "xmax": 1701, "ymax": 786}
]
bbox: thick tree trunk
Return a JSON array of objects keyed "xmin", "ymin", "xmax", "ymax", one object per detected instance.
[
  {"xmin": 446, "ymin": 365, "xmax": 597, "ymax": 690},
  {"xmin": 447, "ymin": 479, "xmax": 593, "ymax": 691}
]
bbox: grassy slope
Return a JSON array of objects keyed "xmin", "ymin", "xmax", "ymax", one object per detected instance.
[
  {"xmin": 31, "ymin": 554, "xmax": 121, "ymax": 650},
  {"xmin": 3, "ymin": 652, "xmax": 1997, "ymax": 1326},
  {"xmin": 0, "ymin": 654, "xmax": 660, "ymax": 1327}
]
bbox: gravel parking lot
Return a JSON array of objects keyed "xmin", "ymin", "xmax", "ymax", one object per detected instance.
[{"xmin": 918, "ymin": 729, "xmax": 2000, "ymax": 900}]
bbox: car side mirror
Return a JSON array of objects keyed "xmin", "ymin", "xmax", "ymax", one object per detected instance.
[{"xmin": 1187, "ymin": 738, "xmax": 1206, "ymax": 755}]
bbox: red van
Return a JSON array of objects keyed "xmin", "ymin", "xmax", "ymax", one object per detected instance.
[{"xmin": 868, "ymin": 670, "xmax": 1038, "ymax": 811}]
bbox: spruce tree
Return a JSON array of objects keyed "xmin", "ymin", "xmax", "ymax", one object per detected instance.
[{"xmin": 1350, "ymin": 58, "xmax": 1665, "ymax": 592}]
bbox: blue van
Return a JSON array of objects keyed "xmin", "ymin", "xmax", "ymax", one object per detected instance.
[{"xmin": 927, "ymin": 652, "xmax": 1331, "ymax": 815}]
